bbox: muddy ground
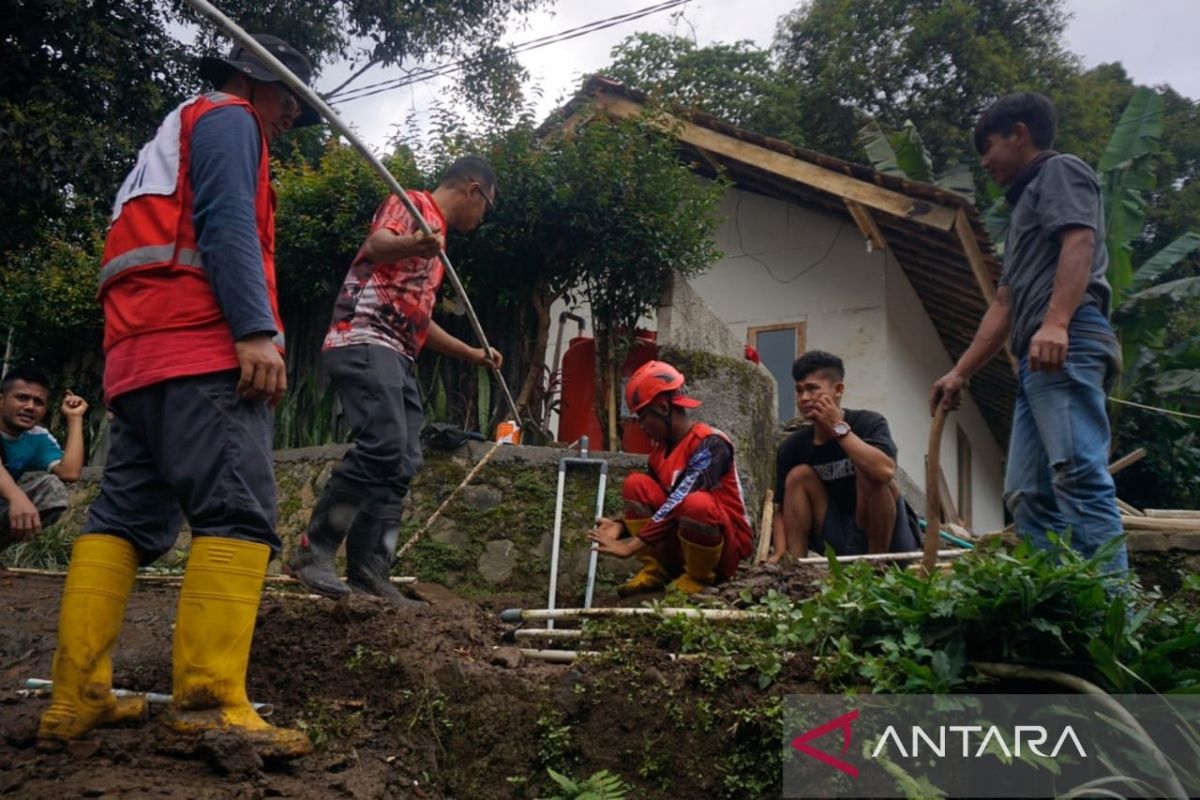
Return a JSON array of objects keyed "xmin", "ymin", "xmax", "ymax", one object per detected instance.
[{"xmin": 0, "ymin": 563, "xmax": 825, "ymax": 800}]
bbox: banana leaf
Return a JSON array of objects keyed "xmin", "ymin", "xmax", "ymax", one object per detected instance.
[
  {"xmin": 1130, "ymin": 232, "xmax": 1200, "ymax": 291},
  {"xmin": 856, "ymin": 118, "xmax": 904, "ymax": 177},
  {"xmin": 1099, "ymin": 88, "xmax": 1164, "ymax": 305}
]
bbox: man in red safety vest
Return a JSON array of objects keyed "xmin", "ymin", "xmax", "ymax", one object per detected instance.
[
  {"xmin": 37, "ymin": 34, "xmax": 318, "ymax": 758},
  {"xmin": 589, "ymin": 361, "xmax": 754, "ymax": 594}
]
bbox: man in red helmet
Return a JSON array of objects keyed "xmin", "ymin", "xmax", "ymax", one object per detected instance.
[{"xmin": 588, "ymin": 361, "xmax": 754, "ymax": 595}]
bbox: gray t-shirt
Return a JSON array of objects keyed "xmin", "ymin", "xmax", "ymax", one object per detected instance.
[{"xmin": 999, "ymin": 154, "xmax": 1112, "ymax": 357}]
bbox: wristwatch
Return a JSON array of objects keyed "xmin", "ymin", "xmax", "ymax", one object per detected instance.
[{"xmin": 832, "ymin": 421, "xmax": 851, "ymax": 440}]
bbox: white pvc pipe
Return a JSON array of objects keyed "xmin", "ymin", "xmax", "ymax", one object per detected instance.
[
  {"xmin": 513, "ymin": 628, "xmax": 586, "ymax": 641},
  {"xmin": 545, "ymin": 465, "xmax": 568, "ymax": 630},
  {"xmin": 501, "ymin": 606, "xmax": 767, "ymax": 623},
  {"xmin": 795, "ymin": 548, "xmax": 967, "ymax": 566},
  {"xmin": 583, "ymin": 468, "xmax": 607, "ymax": 609}
]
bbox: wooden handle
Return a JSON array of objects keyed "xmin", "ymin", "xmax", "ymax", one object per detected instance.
[{"xmin": 924, "ymin": 405, "xmax": 949, "ymax": 575}]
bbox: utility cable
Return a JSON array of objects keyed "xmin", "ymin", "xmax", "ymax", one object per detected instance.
[{"xmin": 328, "ymin": 0, "xmax": 690, "ymax": 105}]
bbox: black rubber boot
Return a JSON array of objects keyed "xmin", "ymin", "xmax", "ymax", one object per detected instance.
[
  {"xmin": 287, "ymin": 489, "xmax": 358, "ymax": 599},
  {"xmin": 345, "ymin": 506, "xmax": 425, "ymax": 608}
]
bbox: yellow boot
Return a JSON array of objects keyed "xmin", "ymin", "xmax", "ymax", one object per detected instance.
[
  {"xmin": 616, "ymin": 517, "xmax": 667, "ymax": 597},
  {"xmin": 166, "ymin": 537, "xmax": 311, "ymax": 758},
  {"xmin": 617, "ymin": 547, "xmax": 668, "ymax": 597},
  {"xmin": 669, "ymin": 538, "xmax": 724, "ymax": 594},
  {"xmin": 37, "ymin": 534, "xmax": 148, "ymax": 749}
]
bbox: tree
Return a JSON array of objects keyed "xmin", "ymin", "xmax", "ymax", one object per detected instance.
[
  {"xmin": 436, "ymin": 104, "xmax": 724, "ymax": 441},
  {"xmin": 0, "ymin": 0, "xmax": 190, "ymax": 260},
  {"xmin": 602, "ymin": 33, "xmax": 808, "ymax": 146},
  {"xmin": 775, "ymin": 0, "xmax": 1074, "ymax": 165}
]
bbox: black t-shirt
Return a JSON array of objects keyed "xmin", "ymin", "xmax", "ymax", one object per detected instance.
[{"xmin": 774, "ymin": 409, "xmax": 898, "ymax": 514}]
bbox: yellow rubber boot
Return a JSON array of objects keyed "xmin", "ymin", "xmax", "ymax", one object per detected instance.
[
  {"xmin": 37, "ymin": 534, "xmax": 148, "ymax": 749},
  {"xmin": 167, "ymin": 537, "xmax": 312, "ymax": 758},
  {"xmin": 617, "ymin": 548, "xmax": 669, "ymax": 597},
  {"xmin": 616, "ymin": 517, "xmax": 667, "ymax": 597},
  {"xmin": 669, "ymin": 538, "xmax": 724, "ymax": 594}
]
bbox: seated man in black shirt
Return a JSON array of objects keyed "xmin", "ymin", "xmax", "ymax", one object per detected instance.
[{"xmin": 769, "ymin": 351, "xmax": 919, "ymax": 560}]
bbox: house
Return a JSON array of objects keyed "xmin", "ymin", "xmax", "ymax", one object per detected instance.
[{"xmin": 550, "ymin": 78, "xmax": 1015, "ymax": 534}]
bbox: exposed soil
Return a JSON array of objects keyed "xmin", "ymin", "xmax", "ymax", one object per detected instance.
[{"xmin": 0, "ymin": 567, "xmax": 822, "ymax": 800}]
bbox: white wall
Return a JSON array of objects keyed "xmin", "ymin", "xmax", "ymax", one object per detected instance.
[
  {"xmin": 691, "ymin": 188, "xmax": 892, "ymax": 414},
  {"xmin": 883, "ymin": 252, "xmax": 1006, "ymax": 532},
  {"xmin": 545, "ymin": 183, "xmax": 1007, "ymax": 531}
]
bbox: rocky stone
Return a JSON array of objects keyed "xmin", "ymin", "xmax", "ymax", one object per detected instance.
[
  {"xmin": 195, "ymin": 730, "xmax": 263, "ymax": 779},
  {"xmin": 429, "ymin": 518, "xmax": 471, "ymax": 550},
  {"xmin": 477, "ymin": 540, "xmax": 516, "ymax": 585},
  {"xmin": 66, "ymin": 739, "xmax": 102, "ymax": 759},
  {"xmin": 490, "ymin": 647, "xmax": 523, "ymax": 669},
  {"xmin": 461, "ymin": 485, "xmax": 503, "ymax": 512}
]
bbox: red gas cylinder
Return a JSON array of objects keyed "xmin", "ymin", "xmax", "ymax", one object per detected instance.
[
  {"xmin": 557, "ymin": 336, "xmax": 603, "ymax": 445},
  {"xmin": 619, "ymin": 330, "xmax": 659, "ymax": 454}
]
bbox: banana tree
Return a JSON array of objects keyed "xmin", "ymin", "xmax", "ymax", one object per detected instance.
[{"xmin": 856, "ymin": 118, "xmax": 975, "ymax": 203}]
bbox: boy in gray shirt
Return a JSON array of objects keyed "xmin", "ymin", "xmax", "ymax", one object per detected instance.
[{"xmin": 931, "ymin": 92, "xmax": 1126, "ymax": 572}]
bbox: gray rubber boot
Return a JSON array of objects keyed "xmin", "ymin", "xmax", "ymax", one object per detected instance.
[
  {"xmin": 345, "ymin": 506, "xmax": 425, "ymax": 607},
  {"xmin": 287, "ymin": 489, "xmax": 358, "ymax": 598}
]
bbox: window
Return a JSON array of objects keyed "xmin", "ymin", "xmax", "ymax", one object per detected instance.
[
  {"xmin": 956, "ymin": 425, "xmax": 972, "ymax": 528},
  {"xmin": 747, "ymin": 323, "xmax": 806, "ymax": 424}
]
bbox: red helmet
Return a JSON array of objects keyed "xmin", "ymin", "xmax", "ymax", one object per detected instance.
[{"xmin": 625, "ymin": 360, "xmax": 702, "ymax": 414}]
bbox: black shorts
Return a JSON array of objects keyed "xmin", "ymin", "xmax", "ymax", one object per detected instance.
[
  {"xmin": 85, "ymin": 371, "xmax": 279, "ymax": 563},
  {"xmin": 812, "ymin": 497, "xmax": 921, "ymax": 557}
]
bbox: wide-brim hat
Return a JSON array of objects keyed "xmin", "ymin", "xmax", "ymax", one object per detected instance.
[{"xmin": 198, "ymin": 33, "xmax": 321, "ymax": 128}]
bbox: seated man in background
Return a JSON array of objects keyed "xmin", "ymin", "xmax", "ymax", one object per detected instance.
[
  {"xmin": 589, "ymin": 360, "xmax": 754, "ymax": 594},
  {"xmin": 0, "ymin": 367, "xmax": 87, "ymax": 552},
  {"xmin": 770, "ymin": 351, "xmax": 919, "ymax": 560}
]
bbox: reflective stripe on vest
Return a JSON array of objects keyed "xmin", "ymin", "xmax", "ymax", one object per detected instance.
[{"xmin": 99, "ymin": 245, "xmax": 204, "ymax": 286}]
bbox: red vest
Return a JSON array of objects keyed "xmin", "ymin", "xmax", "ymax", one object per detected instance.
[
  {"xmin": 649, "ymin": 422, "xmax": 755, "ymax": 561},
  {"xmin": 98, "ymin": 92, "xmax": 283, "ymax": 354}
]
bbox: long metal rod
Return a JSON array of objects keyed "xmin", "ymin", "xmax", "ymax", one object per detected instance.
[{"xmin": 182, "ymin": 0, "xmax": 520, "ymax": 425}]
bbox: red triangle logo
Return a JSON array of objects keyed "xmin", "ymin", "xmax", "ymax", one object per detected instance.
[{"xmin": 790, "ymin": 708, "xmax": 859, "ymax": 778}]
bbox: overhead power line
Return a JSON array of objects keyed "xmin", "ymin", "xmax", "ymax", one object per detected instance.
[{"xmin": 327, "ymin": 0, "xmax": 690, "ymax": 105}]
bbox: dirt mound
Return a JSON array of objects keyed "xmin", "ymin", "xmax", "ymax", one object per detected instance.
[
  {"xmin": 1, "ymin": 571, "xmax": 817, "ymax": 799},
  {"xmin": 714, "ymin": 560, "xmax": 829, "ymax": 605}
]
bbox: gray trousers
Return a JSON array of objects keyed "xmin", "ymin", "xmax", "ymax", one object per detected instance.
[
  {"xmin": 323, "ymin": 344, "xmax": 424, "ymax": 509},
  {"xmin": 0, "ymin": 471, "xmax": 70, "ymax": 552}
]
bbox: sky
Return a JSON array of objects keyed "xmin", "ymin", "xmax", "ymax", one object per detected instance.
[{"xmin": 310, "ymin": 0, "xmax": 1200, "ymax": 153}]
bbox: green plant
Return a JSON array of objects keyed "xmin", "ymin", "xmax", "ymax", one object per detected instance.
[
  {"xmin": 2, "ymin": 521, "xmax": 75, "ymax": 570},
  {"xmin": 535, "ymin": 711, "xmax": 576, "ymax": 768},
  {"xmin": 543, "ymin": 768, "xmax": 629, "ymax": 800}
]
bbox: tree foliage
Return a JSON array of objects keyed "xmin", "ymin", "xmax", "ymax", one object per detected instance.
[{"xmin": 775, "ymin": 0, "xmax": 1072, "ymax": 165}]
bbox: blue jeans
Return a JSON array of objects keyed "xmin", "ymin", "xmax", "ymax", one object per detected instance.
[{"xmin": 1005, "ymin": 305, "xmax": 1127, "ymax": 572}]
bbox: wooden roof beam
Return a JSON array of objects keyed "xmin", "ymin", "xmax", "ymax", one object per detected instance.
[
  {"xmin": 845, "ymin": 200, "xmax": 887, "ymax": 252},
  {"xmin": 594, "ymin": 93, "xmax": 959, "ymax": 231},
  {"xmin": 953, "ymin": 208, "xmax": 1019, "ymax": 375}
]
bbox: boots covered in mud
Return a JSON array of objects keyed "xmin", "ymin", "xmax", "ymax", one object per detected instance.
[{"xmin": 345, "ymin": 504, "xmax": 425, "ymax": 608}]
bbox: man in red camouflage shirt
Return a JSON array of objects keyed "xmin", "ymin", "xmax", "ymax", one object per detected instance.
[{"xmin": 289, "ymin": 156, "xmax": 502, "ymax": 604}]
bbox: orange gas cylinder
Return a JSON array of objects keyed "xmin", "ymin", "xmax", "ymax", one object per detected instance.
[
  {"xmin": 557, "ymin": 336, "xmax": 603, "ymax": 445},
  {"xmin": 619, "ymin": 330, "xmax": 659, "ymax": 454}
]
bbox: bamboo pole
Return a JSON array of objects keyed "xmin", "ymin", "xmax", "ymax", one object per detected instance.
[
  {"xmin": 1143, "ymin": 509, "xmax": 1200, "ymax": 519},
  {"xmin": 395, "ymin": 442, "xmax": 502, "ymax": 561},
  {"xmin": 1108, "ymin": 448, "xmax": 1146, "ymax": 475},
  {"xmin": 1120, "ymin": 516, "xmax": 1200, "ymax": 531},
  {"xmin": 754, "ymin": 489, "xmax": 775, "ymax": 565}
]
